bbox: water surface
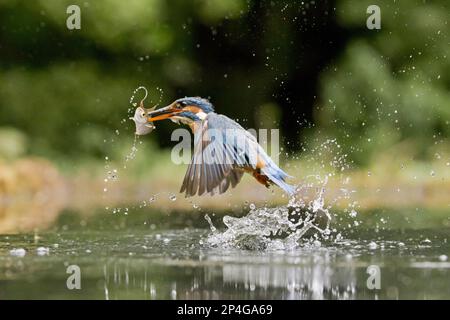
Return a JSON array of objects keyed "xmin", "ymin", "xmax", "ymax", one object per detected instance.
[{"xmin": 0, "ymin": 208, "xmax": 449, "ymax": 299}]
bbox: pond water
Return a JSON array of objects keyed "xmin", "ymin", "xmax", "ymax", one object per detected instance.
[{"xmin": 0, "ymin": 208, "xmax": 449, "ymax": 299}]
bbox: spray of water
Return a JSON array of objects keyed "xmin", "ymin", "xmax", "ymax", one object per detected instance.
[
  {"xmin": 204, "ymin": 177, "xmax": 334, "ymax": 250},
  {"xmin": 103, "ymin": 86, "xmax": 165, "ymax": 210},
  {"xmin": 204, "ymin": 139, "xmax": 359, "ymax": 251}
]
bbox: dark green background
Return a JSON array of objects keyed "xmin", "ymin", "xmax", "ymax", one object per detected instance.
[{"xmin": 0, "ymin": 0, "xmax": 448, "ymax": 166}]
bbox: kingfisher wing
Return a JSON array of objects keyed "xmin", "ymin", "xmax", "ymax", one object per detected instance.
[
  {"xmin": 180, "ymin": 113, "xmax": 251, "ymax": 197},
  {"xmin": 209, "ymin": 167, "xmax": 244, "ymax": 196}
]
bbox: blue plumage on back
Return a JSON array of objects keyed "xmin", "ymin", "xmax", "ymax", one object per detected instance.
[{"xmin": 177, "ymin": 97, "xmax": 215, "ymax": 113}]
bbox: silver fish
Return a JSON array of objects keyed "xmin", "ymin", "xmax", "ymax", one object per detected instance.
[{"xmin": 130, "ymin": 106, "xmax": 155, "ymax": 135}]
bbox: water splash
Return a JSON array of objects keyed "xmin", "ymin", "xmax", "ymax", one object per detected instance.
[
  {"xmin": 103, "ymin": 86, "xmax": 165, "ymax": 207},
  {"xmin": 124, "ymin": 134, "xmax": 139, "ymax": 165},
  {"xmin": 203, "ymin": 136, "xmax": 362, "ymax": 251},
  {"xmin": 129, "ymin": 86, "xmax": 164, "ymax": 114},
  {"xmin": 205, "ymin": 176, "xmax": 339, "ymax": 250}
]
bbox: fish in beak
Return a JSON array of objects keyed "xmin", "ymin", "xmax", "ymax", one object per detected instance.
[
  {"xmin": 147, "ymin": 103, "xmax": 182, "ymax": 122},
  {"xmin": 130, "ymin": 106, "xmax": 155, "ymax": 135},
  {"xmin": 130, "ymin": 103, "xmax": 183, "ymax": 135}
]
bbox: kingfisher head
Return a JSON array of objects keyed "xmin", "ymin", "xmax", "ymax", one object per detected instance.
[{"xmin": 147, "ymin": 97, "xmax": 214, "ymax": 124}]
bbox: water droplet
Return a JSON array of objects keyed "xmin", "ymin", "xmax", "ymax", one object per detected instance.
[
  {"xmin": 36, "ymin": 247, "xmax": 50, "ymax": 256},
  {"xmin": 368, "ymin": 242, "xmax": 378, "ymax": 249},
  {"xmin": 9, "ymin": 248, "xmax": 26, "ymax": 257},
  {"xmin": 204, "ymin": 214, "xmax": 216, "ymax": 232},
  {"xmin": 249, "ymin": 203, "xmax": 256, "ymax": 210},
  {"xmin": 169, "ymin": 194, "xmax": 177, "ymax": 201},
  {"xmin": 107, "ymin": 170, "xmax": 118, "ymax": 181}
]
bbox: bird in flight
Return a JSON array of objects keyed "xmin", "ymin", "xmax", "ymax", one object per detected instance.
[{"xmin": 138, "ymin": 97, "xmax": 295, "ymax": 197}]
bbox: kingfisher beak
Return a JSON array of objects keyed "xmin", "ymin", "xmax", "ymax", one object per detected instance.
[{"xmin": 147, "ymin": 103, "xmax": 181, "ymax": 122}]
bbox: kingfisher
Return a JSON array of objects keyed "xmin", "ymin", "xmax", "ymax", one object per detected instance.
[{"xmin": 142, "ymin": 97, "xmax": 295, "ymax": 197}]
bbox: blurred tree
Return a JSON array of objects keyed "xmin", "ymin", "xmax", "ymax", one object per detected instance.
[
  {"xmin": 317, "ymin": 0, "xmax": 450, "ymax": 164},
  {"xmin": 0, "ymin": 0, "xmax": 447, "ymax": 166}
]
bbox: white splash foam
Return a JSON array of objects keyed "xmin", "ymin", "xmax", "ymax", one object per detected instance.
[{"xmin": 205, "ymin": 176, "xmax": 339, "ymax": 250}]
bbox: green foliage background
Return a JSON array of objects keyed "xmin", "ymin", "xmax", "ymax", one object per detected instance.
[{"xmin": 0, "ymin": 0, "xmax": 448, "ymax": 167}]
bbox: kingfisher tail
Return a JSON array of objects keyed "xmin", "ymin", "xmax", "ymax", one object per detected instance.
[{"xmin": 261, "ymin": 163, "xmax": 296, "ymax": 196}]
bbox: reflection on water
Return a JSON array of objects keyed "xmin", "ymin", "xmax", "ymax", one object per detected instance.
[
  {"xmin": 99, "ymin": 255, "xmax": 359, "ymax": 300},
  {"xmin": 216, "ymin": 255, "xmax": 357, "ymax": 300},
  {"xmin": 78, "ymin": 239, "xmax": 450, "ymax": 300}
]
